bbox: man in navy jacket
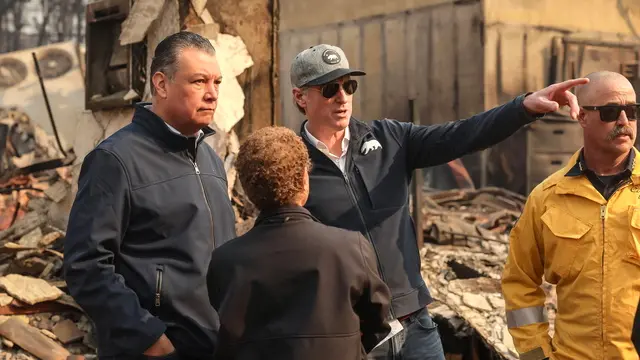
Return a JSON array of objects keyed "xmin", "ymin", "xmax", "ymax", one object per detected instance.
[
  {"xmin": 289, "ymin": 43, "xmax": 588, "ymax": 360},
  {"xmin": 64, "ymin": 32, "xmax": 236, "ymax": 360}
]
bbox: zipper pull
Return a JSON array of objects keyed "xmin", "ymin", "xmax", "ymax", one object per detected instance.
[
  {"xmin": 155, "ymin": 268, "xmax": 163, "ymax": 307},
  {"xmin": 194, "ymin": 162, "xmax": 201, "ymax": 175},
  {"xmin": 600, "ymin": 205, "xmax": 606, "ymax": 220}
]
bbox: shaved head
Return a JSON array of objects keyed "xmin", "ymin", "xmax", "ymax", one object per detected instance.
[{"xmin": 576, "ymin": 71, "xmax": 635, "ymax": 105}]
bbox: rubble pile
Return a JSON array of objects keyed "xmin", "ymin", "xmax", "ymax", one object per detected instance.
[{"xmin": 421, "ymin": 187, "xmax": 557, "ymax": 360}]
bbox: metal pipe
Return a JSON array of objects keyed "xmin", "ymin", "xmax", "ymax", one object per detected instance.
[{"xmin": 31, "ymin": 52, "xmax": 67, "ymax": 158}]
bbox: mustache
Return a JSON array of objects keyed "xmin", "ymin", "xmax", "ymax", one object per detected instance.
[{"xmin": 606, "ymin": 126, "xmax": 634, "ymax": 141}]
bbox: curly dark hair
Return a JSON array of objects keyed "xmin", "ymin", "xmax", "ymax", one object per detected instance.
[{"xmin": 236, "ymin": 126, "xmax": 311, "ymax": 211}]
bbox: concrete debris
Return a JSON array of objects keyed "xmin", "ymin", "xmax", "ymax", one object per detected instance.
[
  {"xmin": 210, "ymin": 34, "xmax": 254, "ymax": 133},
  {"xmin": 52, "ymin": 320, "xmax": 84, "ymax": 345},
  {"xmin": 462, "ymin": 293, "xmax": 492, "ymax": 312},
  {"xmin": 190, "ymin": 0, "xmax": 208, "ymax": 16},
  {"xmin": 422, "ymin": 187, "xmax": 556, "ymax": 360},
  {"xmin": 119, "ymin": 0, "xmax": 166, "ymax": 46},
  {"xmin": 0, "ymin": 275, "xmax": 63, "ymax": 306},
  {"xmin": 0, "ymin": 317, "xmax": 70, "ymax": 360}
]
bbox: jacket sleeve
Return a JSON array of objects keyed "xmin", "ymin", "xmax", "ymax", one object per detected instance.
[
  {"xmin": 501, "ymin": 190, "xmax": 552, "ymax": 360},
  {"xmin": 354, "ymin": 233, "xmax": 392, "ymax": 352},
  {"xmin": 63, "ymin": 149, "xmax": 166, "ymax": 355},
  {"xmin": 382, "ymin": 94, "xmax": 539, "ymax": 170}
]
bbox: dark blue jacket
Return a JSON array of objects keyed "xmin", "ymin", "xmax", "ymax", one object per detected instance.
[
  {"xmin": 63, "ymin": 104, "xmax": 236, "ymax": 359},
  {"xmin": 301, "ymin": 95, "xmax": 538, "ymax": 318}
]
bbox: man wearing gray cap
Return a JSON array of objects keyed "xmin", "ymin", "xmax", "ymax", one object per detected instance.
[{"xmin": 290, "ymin": 44, "xmax": 588, "ymax": 360}]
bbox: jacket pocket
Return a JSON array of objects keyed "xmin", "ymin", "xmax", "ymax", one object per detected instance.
[
  {"xmin": 541, "ymin": 207, "xmax": 592, "ymax": 279},
  {"xmin": 154, "ymin": 265, "xmax": 164, "ymax": 310}
]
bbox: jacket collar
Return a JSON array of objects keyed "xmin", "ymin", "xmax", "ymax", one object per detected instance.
[
  {"xmin": 551, "ymin": 147, "xmax": 640, "ymax": 203},
  {"xmin": 132, "ymin": 102, "xmax": 216, "ymax": 151},
  {"xmin": 255, "ymin": 205, "xmax": 319, "ymax": 226},
  {"xmin": 565, "ymin": 148, "xmax": 635, "ymax": 178},
  {"xmin": 299, "ymin": 117, "xmax": 373, "ymax": 145}
]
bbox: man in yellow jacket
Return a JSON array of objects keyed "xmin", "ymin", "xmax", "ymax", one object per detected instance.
[{"xmin": 502, "ymin": 70, "xmax": 640, "ymax": 360}]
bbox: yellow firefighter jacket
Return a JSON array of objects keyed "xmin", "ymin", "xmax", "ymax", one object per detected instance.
[{"xmin": 502, "ymin": 147, "xmax": 640, "ymax": 360}]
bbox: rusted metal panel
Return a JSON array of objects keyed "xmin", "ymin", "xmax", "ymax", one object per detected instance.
[
  {"xmin": 455, "ymin": 3, "xmax": 485, "ymax": 186},
  {"xmin": 383, "ymin": 15, "xmax": 408, "ymax": 121},
  {"xmin": 455, "ymin": 2, "xmax": 484, "ymax": 119},
  {"xmin": 428, "ymin": 4, "xmax": 456, "ymax": 125},
  {"xmin": 278, "ymin": 32, "xmax": 302, "ymax": 129},
  {"xmin": 483, "ymin": 26, "xmax": 500, "ymax": 110},
  {"xmin": 361, "ymin": 21, "xmax": 384, "ymax": 121},
  {"xmin": 320, "ymin": 29, "xmax": 338, "ymax": 47},
  {"xmin": 498, "ymin": 26, "xmax": 526, "ymax": 102},
  {"xmin": 279, "ymin": 0, "xmax": 456, "ymax": 32},
  {"xmin": 411, "ymin": 10, "xmax": 432, "ymax": 126}
]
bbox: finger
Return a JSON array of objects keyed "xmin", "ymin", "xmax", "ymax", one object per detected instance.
[
  {"xmin": 566, "ymin": 91, "xmax": 580, "ymax": 119},
  {"xmin": 549, "ymin": 78, "xmax": 590, "ymax": 93}
]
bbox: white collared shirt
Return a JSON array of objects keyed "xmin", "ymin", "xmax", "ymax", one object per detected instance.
[
  {"xmin": 145, "ymin": 104, "xmax": 204, "ymax": 140},
  {"xmin": 304, "ymin": 123, "xmax": 350, "ymax": 173},
  {"xmin": 165, "ymin": 121, "xmax": 204, "ymax": 141}
]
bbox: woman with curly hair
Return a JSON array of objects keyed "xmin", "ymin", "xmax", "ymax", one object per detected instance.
[{"xmin": 207, "ymin": 126, "xmax": 391, "ymax": 360}]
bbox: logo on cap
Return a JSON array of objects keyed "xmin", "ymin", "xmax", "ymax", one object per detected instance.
[{"xmin": 322, "ymin": 49, "xmax": 341, "ymax": 65}]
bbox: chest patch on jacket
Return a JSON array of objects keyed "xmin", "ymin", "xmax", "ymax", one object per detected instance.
[{"xmin": 361, "ymin": 139, "xmax": 382, "ymax": 155}]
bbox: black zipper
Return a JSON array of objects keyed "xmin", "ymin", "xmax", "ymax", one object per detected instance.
[
  {"xmin": 598, "ymin": 179, "xmax": 631, "ymax": 357},
  {"xmin": 304, "ymin": 131, "xmax": 394, "ymax": 316},
  {"xmin": 155, "ymin": 267, "xmax": 163, "ymax": 308},
  {"xmin": 342, "ymin": 148, "xmax": 395, "ymax": 318},
  {"xmin": 190, "ymin": 157, "xmax": 215, "ymax": 247}
]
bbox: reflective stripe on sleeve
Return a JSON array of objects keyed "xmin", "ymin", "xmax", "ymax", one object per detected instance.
[{"xmin": 506, "ymin": 306, "xmax": 548, "ymax": 328}]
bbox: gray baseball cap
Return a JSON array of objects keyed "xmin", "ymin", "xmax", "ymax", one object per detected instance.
[{"xmin": 290, "ymin": 44, "xmax": 366, "ymax": 88}]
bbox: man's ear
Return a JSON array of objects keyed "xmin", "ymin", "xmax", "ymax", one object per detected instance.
[
  {"xmin": 293, "ymin": 88, "xmax": 306, "ymax": 108},
  {"xmin": 152, "ymin": 72, "xmax": 169, "ymax": 99},
  {"xmin": 577, "ymin": 109, "xmax": 588, "ymax": 128}
]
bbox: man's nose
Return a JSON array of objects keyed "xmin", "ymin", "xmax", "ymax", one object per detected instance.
[
  {"xmin": 204, "ymin": 82, "xmax": 218, "ymax": 101},
  {"xmin": 617, "ymin": 110, "xmax": 631, "ymax": 126},
  {"xmin": 335, "ymin": 86, "xmax": 348, "ymax": 103}
]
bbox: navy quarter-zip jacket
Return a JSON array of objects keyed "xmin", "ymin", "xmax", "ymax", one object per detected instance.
[
  {"xmin": 64, "ymin": 104, "xmax": 236, "ymax": 359},
  {"xmin": 301, "ymin": 94, "xmax": 539, "ymax": 318}
]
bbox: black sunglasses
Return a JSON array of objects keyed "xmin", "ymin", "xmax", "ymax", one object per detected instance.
[
  {"xmin": 581, "ymin": 104, "xmax": 640, "ymax": 122},
  {"xmin": 311, "ymin": 79, "xmax": 358, "ymax": 98}
]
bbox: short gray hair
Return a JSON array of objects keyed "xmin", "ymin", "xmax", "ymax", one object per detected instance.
[{"xmin": 150, "ymin": 31, "xmax": 216, "ymax": 95}]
